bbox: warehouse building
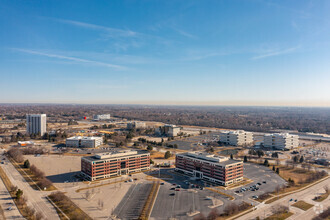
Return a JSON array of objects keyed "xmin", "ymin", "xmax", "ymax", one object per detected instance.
[
  {"xmin": 219, "ymin": 130, "xmax": 254, "ymax": 146},
  {"xmin": 263, "ymin": 133, "xmax": 299, "ymax": 150},
  {"xmin": 81, "ymin": 150, "xmax": 150, "ymax": 181},
  {"xmin": 175, "ymin": 152, "xmax": 243, "ymax": 186},
  {"xmin": 66, "ymin": 136, "xmax": 103, "ymax": 148}
]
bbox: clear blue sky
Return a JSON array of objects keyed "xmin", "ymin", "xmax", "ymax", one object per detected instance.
[{"xmin": 1, "ymin": 0, "xmax": 330, "ymax": 106}]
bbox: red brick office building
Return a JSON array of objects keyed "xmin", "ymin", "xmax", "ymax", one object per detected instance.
[
  {"xmin": 175, "ymin": 152, "xmax": 243, "ymax": 186},
  {"xmin": 81, "ymin": 150, "xmax": 150, "ymax": 181}
]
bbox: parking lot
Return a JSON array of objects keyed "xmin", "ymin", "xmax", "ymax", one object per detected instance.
[
  {"xmin": 229, "ymin": 163, "xmax": 287, "ymax": 200},
  {"xmin": 150, "ymin": 163, "xmax": 286, "ymax": 219},
  {"xmin": 167, "ymin": 132, "xmax": 221, "ymax": 150}
]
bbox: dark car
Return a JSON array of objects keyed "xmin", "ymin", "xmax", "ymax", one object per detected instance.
[{"xmin": 170, "ymin": 193, "xmax": 175, "ymax": 196}]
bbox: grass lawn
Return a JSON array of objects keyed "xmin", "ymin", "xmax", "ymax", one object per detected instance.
[
  {"xmin": 292, "ymin": 201, "xmax": 314, "ymax": 211},
  {"xmin": 206, "ymin": 187, "xmax": 235, "ymax": 200},
  {"xmin": 313, "ymin": 193, "xmax": 329, "ymax": 202},
  {"xmin": 275, "ymin": 166, "xmax": 314, "ymax": 185},
  {"xmin": 265, "ymin": 212, "xmax": 293, "ymax": 220}
]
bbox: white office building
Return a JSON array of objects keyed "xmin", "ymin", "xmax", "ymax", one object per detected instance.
[
  {"xmin": 127, "ymin": 121, "xmax": 146, "ymax": 129},
  {"xmin": 219, "ymin": 130, "xmax": 254, "ymax": 146},
  {"xmin": 156, "ymin": 124, "xmax": 181, "ymax": 137},
  {"xmin": 263, "ymin": 133, "xmax": 299, "ymax": 150},
  {"xmin": 93, "ymin": 114, "xmax": 111, "ymax": 121},
  {"xmin": 26, "ymin": 114, "xmax": 47, "ymax": 136},
  {"xmin": 66, "ymin": 136, "xmax": 103, "ymax": 148}
]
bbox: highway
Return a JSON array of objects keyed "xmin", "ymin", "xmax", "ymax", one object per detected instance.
[
  {"xmin": 1, "ymin": 155, "xmax": 60, "ymax": 220},
  {"xmin": 235, "ymin": 177, "xmax": 330, "ymax": 220}
]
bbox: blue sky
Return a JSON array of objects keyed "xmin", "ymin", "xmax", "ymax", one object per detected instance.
[{"xmin": 1, "ymin": 0, "xmax": 330, "ymax": 106}]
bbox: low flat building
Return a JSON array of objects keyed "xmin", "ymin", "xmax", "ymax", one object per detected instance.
[
  {"xmin": 18, "ymin": 141, "xmax": 34, "ymax": 147},
  {"xmin": 127, "ymin": 121, "xmax": 146, "ymax": 129},
  {"xmin": 81, "ymin": 150, "xmax": 150, "ymax": 181},
  {"xmin": 156, "ymin": 124, "xmax": 181, "ymax": 137},
  {"xmin": 66, "ymin": 136, "xmax": 103, "ymax": 148},
  {"xmin": 219, "ymin": 130, "xmax": 254, "ymax": 146},
  {"xmin": 263, "ymin": 133, "xmax": 299, "ymax": 150},
  {"xmin": 93, "ymin": 114, "xmax": 111, "ymax": 121},
  {"xmin": 175, "ymin": 152, "xmax": 243, "ymax": 186}
]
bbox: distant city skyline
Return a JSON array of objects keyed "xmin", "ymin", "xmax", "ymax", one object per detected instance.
[{"xmin": 1, "ymin": 0, "xmax": 330, "ymax": 107}]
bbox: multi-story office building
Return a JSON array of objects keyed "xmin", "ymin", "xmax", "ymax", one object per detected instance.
[
  {"xmin": 127, "ymin": 121, "xmax": 146, "ymax": 129},
  {"xmin": 175, "ymin": 152, "xmax": 243, "ymax": 186},
  {"xmin": 93, "ymin": 114, "xmax": 111, "ymax": 121},
  {"xmin": 26, "ymin": 114, "xmax": 47, "ymax": 136},
  {"xmin": 156, "ymin": 124, "xmax": 181, "ymax": 137},
  {"xmin": 219, "ymin": 130, "xmax": 254, "ymax": 146},
  {"xmin": 263, "ymin": 133, "xmax": 299, "ymax": 150},
  {"xmin": 66, "ymin": 136, "xmax": 103, "ymax": 148},
  {"xmin": 81, "ymin": 150, "xmax": 150, "ymax": 181}
]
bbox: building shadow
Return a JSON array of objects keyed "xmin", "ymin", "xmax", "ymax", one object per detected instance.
[{"xmin": 47, "ymin": 171, "xmax": 81, "ymax": 183}]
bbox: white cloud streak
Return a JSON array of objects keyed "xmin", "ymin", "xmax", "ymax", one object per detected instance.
[
  {"xmin": 171, "ymin": 26, "xmax": 198, "ymax": 39},
  {"xmin": 251, "ymin": 46, "xmax": 300, "ymax": 60},
  {"xmin": 12, "ymin": 48, "xmax": 126, "ymax": 70},
  {"xmin": 55, "ymin": 18, "xmax": 138, "ymax": 38}
]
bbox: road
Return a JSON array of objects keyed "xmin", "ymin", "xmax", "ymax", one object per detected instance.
[
  {"xmin": 0, "ymin": 176, "xmax": 24, "ymax": 219},
  {"xmin": 236, "ymin": 177, "xmax": 330, "ymax": 220},
  {"xmin": 1, "ymin": 155, "xmax": 60, "ymax": 220}
]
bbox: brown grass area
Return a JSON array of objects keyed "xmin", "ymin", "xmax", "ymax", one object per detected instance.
[
  {"xmin": 139, "ymin": 181, "xmax": 160, "ymax": 219},
  {"xmin": 150, "ymin": 151, "xmax": 175, "ymax": 159},
  {"xmin": 265, "ymin": 212, "xmax": 293, "ymax": 220},
  {"xmin": 314, "ymin": 192, "xmax": 329, "ymax": 202},
  {"xmin": 256, "ymin": 194, "xmax": 273, "ymax": 202},
  {"xmin": 276, "ymin": 166, "xmax": 313, "ymax": 183},
  {"xmin": 0, "ymin": 204, "xmax": 5, "ymax": 220},
  {"xmin": 49, "ymin": 192, "xmax": 92, "ymax": 220},
  {"xmin": 292, "ymin": 201, "xmax": 313, "ymax": 211},
  {"xmin": 206, "ymin": 187, "xmax": 235, "ymax": 200}
]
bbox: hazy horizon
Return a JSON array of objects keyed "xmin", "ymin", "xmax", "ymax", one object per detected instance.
[{"xmin": 1, "ymin": 101, "xmax": 330, "ymax": 108}]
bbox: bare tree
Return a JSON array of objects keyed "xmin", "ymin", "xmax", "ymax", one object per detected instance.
[
  {"xmin": 35, "ymin": 211, "xmax": 44, "ymax": 220},
  {"xmin": 271, "ymin": 205, "xmax": 289, "ymax": 215},
  {"xmin": 207, "ymin": 208, "xmax": 220, "ymax": 220}
]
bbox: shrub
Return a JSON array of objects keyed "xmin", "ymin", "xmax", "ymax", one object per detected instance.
[{"xmin": 23, "ymin": 160, "xmax": 30, "ymax": 168}]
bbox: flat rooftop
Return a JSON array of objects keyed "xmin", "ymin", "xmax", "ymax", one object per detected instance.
[
  {"xmin": 82, "ymin": 150, "xmax": 149, "ymax": 162},
  {"xmin": 264, "ymin": 133, "xmax": 298, "ymax": 138},
  {"xmin": 67, "ymin": 136, "xmax": 102, "ymax": 140},
  {"xmin": 178, "ymin": 152, "xmax": 242, "ymax": 166}
]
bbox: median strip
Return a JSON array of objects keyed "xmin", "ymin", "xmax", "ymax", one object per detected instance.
[{"xmin": 139, "ymin": 181, "xmax": 160, "ymax": 220}]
